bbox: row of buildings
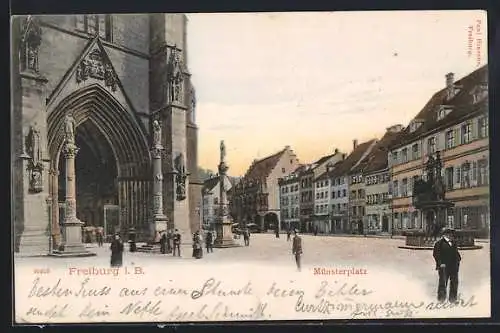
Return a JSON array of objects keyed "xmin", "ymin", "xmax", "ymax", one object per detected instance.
[{"xmin": 201, "ymin": 65, "xmax": 489, "ymax": 237}]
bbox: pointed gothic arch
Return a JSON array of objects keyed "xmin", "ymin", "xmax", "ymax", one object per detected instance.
[{"xmin": 47, "ymin": 84, "xmax": 152, "ymax": 235}]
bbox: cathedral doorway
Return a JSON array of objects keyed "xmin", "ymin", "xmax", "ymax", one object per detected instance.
[{"xmin": 57, "ymin": 119, "xmax": 118, "ymax": 230}]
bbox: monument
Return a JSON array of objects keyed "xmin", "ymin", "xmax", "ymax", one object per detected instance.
[
  {"xmin": 137, "ymin": 120, "xmax": 169, "ymax": 253},
  {"xmin": 51, "ymin": 115, "xmax": 95, "ymax": 257},
  {"xmin": 213, "ymin": 141, "xmax": 240, "ymax": 248},
  {"xmin": 400, "ymin": 151, "xmax": 481, "ymax": 250}
]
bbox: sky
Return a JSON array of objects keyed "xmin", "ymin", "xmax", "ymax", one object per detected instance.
[{"xmin": 186, "ymin": 11, "xmax": 488, "ymax": 177}]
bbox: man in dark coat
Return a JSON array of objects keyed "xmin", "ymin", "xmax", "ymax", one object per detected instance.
[
  {"xmin": 433, "ymin": 228, "xmax": 462, "ymax": 302},
  {"xmin": 205, "ymin": 230, "xmax": 214, "ymax": 253},
  {"xmin": 166, "ymin": 229, "xmax": 173, "ymax": 254},
  {"xmin": 243, "ymin": 228, "xmax": 250, "ymax": 246},
  {"xmin": 173, "ymin": 229, "xmax": 181, "ymax": 257},
  {"xmin": 110, "ymin": 233, "xmax": 124, "ymax": 267},
  {"xmin": 160, "ymin": 232, "xmax": 167, "ymax": 254},
  {"xmin": 292, "ymin": 230, "xmax": 303, "ymax": 272}
]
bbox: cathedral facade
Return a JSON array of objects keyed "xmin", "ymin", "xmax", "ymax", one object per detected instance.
[{"xmin": 11, "ymin": 14, "xmax": 202, "ymax": 254}]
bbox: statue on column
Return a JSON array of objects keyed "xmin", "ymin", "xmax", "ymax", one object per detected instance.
[
  {"xmin": 175, "ymin": 153, "xmax": 187, "ymax": 201},
  {"xmin": 220, "ymin": 140, "xmax": 226, "ymax": 164},
  {"xmin": 152, "ymin": 120, "xmax": 162, "ymax": 148},
  {"xmin": 64, "ymin": 114, "xmax": 76, "ymax": 144}
]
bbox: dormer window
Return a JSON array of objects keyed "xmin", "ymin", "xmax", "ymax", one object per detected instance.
[
  {"xmin": 471, "ymin": 83, "xmax": 488, "ymax": 104},
  {"xmin": 436, "ymin": 105, "xmax": 453, "ymax": 121},
  {"xmin": 75, "ymin": 15, "xmax": 112, "ymax": 41},
  {"xmin": 409, "ymin": 120, "xmax": 423, "ymax": 133}
]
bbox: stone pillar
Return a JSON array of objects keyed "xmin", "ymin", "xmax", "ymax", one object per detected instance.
[
  {"xmin": 214, "ymin": 140, "xmax": 239, "ymax": 248},
  {"xmin": 48, "ymin": 168, "xmax": 61, "ymax": 247},
  {"xmin": 150, "ymin": 122, "xmax": 168, "ymax": 237}
]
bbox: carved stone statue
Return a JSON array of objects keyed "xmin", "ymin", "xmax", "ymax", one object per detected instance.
[
  {"xmin": 22, "ymin": 17, "xmax": 42, "ymax": 72},
  {"xmin": 425, "ymin": 154, "xmax": 435, "ymax": 185},
  {"xmin": 175, "ymin": 153, "xmax": 187, "ymax": 201},
  {"xmin": 220, "ymin": 140, "xmax": 226, "ymax": 164},
  {"xmin": 64, "ymin": 114, "xmax": 76, "ymax": 144},
  {"xmin": 152, "ymin": 120, "xmax": 162, "ymax": 147},
  {"xmin": 26, "ymin": 124, "xmax": 42, "ymax": 167},
  {"xmin": 168, "ymin": 47, "xmax": 184, "ymax": 103}
]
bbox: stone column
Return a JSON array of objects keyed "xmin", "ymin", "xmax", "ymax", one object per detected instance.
[
  {"xmin": 214, "ymin": 140, "xmax": 239, "ymax": 248},
  {"xmin": 48, "ymin": 168, "xmax": 61, "ymax": 247},
  {"xmin": 52, "ymin": 117, "xmax": 94, "ymax": 257},
  {"xmin": 150, "ymin": 138, "xmax": 168, "ymax": 238}
]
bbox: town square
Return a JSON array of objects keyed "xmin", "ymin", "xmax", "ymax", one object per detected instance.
[{"xmin": 11, "ymin": 11, "xmax": 490, "ymax": 322}]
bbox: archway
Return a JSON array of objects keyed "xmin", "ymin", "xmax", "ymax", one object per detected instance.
[
  {"xmin": 264, "ymin": 212, "xmax": 279, "ymax": 231},
  {"xmin": 48, "ymin": 84, "xmax": 151, "ymax": 239}
]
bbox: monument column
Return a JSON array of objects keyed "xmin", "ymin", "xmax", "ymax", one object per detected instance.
[
  {"xmin": 214, "ymin": 140, "xmax": 239, "ymax": 248},
  {"xmin": 52, "ymin": 115, "xmax": 94, "ymax": 257},
  {"xmin": 150, "ymin": 120, "xmax": 168, "ymax": 237}
]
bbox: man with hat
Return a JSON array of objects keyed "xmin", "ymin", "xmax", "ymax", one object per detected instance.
[
  {"xmin": 432, "ymin": 227, "xmax": 462, "ymax": 302},
  {"xmin": 292, "ymin": 229, "xmax": 303, "ymax": 272}
]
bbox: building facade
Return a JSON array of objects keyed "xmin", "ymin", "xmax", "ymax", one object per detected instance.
[
  {"xmin": 201, "ymin": 175, "xmax": 233, "ymax": 230},
  {"xmin": 299, "ymin": 150, "xmax": 345, "ymax": 233},
  {"xmin": 363, "ymin": 125, "xmax": 403, "ymax": 234},
  {"xmin": 389, "ymin": 67, "xmax": 489, "ymax": 237},
  {"xmin": 231, "ymin": 146, "xmax": 300, "ymax": 231},
  {"xmin": 278, "ymin": 171, "xmax": 301, "ymax": 231},
  {"xmin": 12, "ymin": 14, "xmax": 201, "ymax": 254},
  {"xmin": 329, "ymin": 139, "xmax": 377, "ymax": 233}
]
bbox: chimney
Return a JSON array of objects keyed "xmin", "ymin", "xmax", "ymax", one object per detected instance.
[
  {"xmin": 342, "ymin": 153, "xmax": 346, "ymax": 160},
  {"xmin": 353, "ymin": 139, "xmax": 358, "ymax": 150},
  {"xmin": 334, "ymin": 148, "xmax": 339, "ymax": 154},
  {"xmin": 446, "ymin": 72, "xmax": 455, "ymax": 99}
]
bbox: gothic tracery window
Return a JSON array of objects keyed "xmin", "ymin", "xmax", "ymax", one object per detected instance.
[{"xmin": 75, "ymin": 14, "xmax": 112, "ymax": 41}]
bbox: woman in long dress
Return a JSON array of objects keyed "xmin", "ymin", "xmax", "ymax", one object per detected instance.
[
  {"xmin": 193, "ymin": 231, "xmax": 203, "ymax": 259},
  {"xmin": 110, "ymin": 234, "xmax": 124, "ymax": 267}
]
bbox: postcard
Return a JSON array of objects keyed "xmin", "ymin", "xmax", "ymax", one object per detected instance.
[{"xmin": 11, "ymin": 10, "xmax": 490, "ymax": 324}]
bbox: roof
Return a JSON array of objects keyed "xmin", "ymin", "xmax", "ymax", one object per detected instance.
[
  {"xmin": 202, "ymin": 177, "xmax": 220, "ymax": 193},
  {"xmin": 314, "ymin": 153, "xmax": 336, "ymax": 166},
  {"xmin": 244, "ymin": 147, "xmax": 288, "ymax": 181},
  {"xmin": 328, "ymin": 139, "xmax": 377, "ymax": 178},
  {"xmin": 354, "ymin": 129, "xmax": 404, "ymax": 174},
  {"xmin": 390, "ymin": 65, "xmax": 488, "ymax": 150}
]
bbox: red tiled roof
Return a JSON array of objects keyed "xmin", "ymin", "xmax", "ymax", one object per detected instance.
[
  {"xmin": 328, "ymin": 139, "xmax": 377, "ymax": 177},
  {"xmin": 244, "ymin": 147, "xmax": 288, "ymax": 181},
  {"xmin": 354, "ymin": 130, "xmax": 403, "ymax": 174},
  {"xmin": 390, "ymin": 65, "xmax": 488, "ymax": 150}
]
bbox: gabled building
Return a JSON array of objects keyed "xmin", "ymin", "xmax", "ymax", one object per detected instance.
[
  {"xmin": 299, "ymin": 149, "xmax": 345, "ymax": 233},
  {"xmin": 363, "ymin": 125, "xmax": 404, "ymax": 234},
  {"xmin": 231, "ymin": 146, "xmax": 300, "ymax": 231},
  {"xmin": 201, "ymin": 175, "xmax": 233, "ymax": 230},
  {"xmin": 278, "ymin": 166, "xmax": 303, "ymax": 232},
  {"xmin": 388, "ymin": 66, "xmax": 489, "ymax": 237},
  {"xmin": 328, "ymin": 139, "xmax": 377, "ymax": 233}
]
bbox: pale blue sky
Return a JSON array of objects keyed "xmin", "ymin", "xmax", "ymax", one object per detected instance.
[{"xmin": 187, "ymin": 11, "xmax": 487, "ymax": 176}]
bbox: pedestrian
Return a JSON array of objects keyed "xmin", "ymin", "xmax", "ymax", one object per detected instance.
[
  {"xmin": 286, "ymin": 228, "xmax": 291, "ymax": 242},
  {"xmin": 173, "ymin": 229, "xmax": 181, "ymax": 257},
  {"xmin": 243, "ymin": 228, "xmax": 250, "ymax": 246},
  {"xmin": 193, "ymin": 231, "xmax": 203, "ymax": 259},
  {"xmin": 110, "ymin": 233, "xmax": 124, "ymax": 267},
  {"xmin": 160, "ymin": 231, "xmax": 167, "ymax": 254},
  {"xmin": 96, "ymin": 227, "xmax": 104, "ymax": 247},
  {"xmin": 292, "ymin": 229, "xmax": 303, "ymax": 272},
  {"xmin": 275, "ymin": 227, "xmax": 280, "ymax": 239},
  {"xmin": 314, "ymin": 225, "xmax": 318, "ymax": 236},
  {"xmin": 166, "ymin": 229, "xmax": 173, "ymax": 254},
  {"xmin": 206, "ymin": 230, "xmax": 214, "ymax": 253},
  {"xmin": 433, "ymin": 227, "xmax": 461, "ymax": 303}
]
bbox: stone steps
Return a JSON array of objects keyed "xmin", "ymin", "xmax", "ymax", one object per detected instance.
[{"xmin": 136, "ymin": 244, "xmax": 162, "ymax": 254}]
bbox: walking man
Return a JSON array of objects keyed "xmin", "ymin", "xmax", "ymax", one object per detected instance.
[
  {"xmin": 243, "ymin": 228, "xmax": 250, "ymax": 246},
  {"xmin": 286, "ymin": 228, "xmax": 291, "ymax": 242},
  {"xmin": 433, "ymin": 228, "xmax": 461, "ymax": 303},
  {"xmin": 173, "ymin": 229, "xmax": 181, "ymax": 257},
  {"xmin": 292, "ymin": 229, "xmax": 303, "ymax": 272}
]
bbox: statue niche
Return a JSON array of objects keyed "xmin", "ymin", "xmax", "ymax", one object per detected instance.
[
  {"xmin": 167, "ymin": 47, "xmax": 184, "ymax": 104},
  {"xmin": 25, "ymin": 124, "xmax": 44, "ymax": 193},
  {"xmin": 20, "ymin": 16, "xmax": 43, "ymax": 73},
  {"xmin": 175, "ymin": 153, "xmax": 188, "ymax": 201}
]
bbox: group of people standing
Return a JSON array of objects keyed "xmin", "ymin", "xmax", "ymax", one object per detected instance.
[{"xmin": 159, "ymin": 229, "xmax": 182, "ymax": 256}]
